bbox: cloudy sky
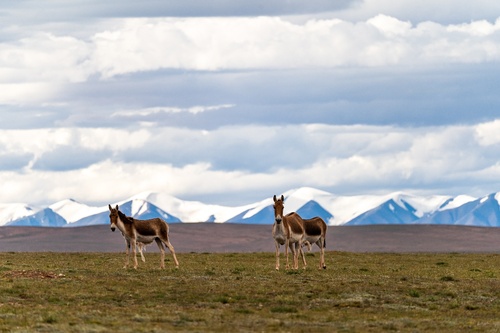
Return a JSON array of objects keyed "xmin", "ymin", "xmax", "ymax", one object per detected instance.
[{"xmin": 1, "ymin": 0, "xmax": 500, "ymax": 206}]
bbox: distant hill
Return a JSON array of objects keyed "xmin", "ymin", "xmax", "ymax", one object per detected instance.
[{"xmin": 0, "ymin": 224, "xmax": 498, "ymax": 253}]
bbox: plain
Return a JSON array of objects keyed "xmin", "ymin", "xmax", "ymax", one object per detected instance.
[{"xmin": 0, "ymin": 251, "xmax": 498, "ymax": 332}]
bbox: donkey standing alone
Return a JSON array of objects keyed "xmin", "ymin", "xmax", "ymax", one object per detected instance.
[{"xmin": 108, "ymin": 205, "xmax": 179, "ymax": 269}]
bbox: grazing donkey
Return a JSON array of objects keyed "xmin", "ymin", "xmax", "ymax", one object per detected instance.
[
  {"xmin": 302, "ymin": 217, "xmax": 328, "ymax": 269},
  {"xmin": 108, "ymin": 205, "xmax": 179, "ymax": 269},
  {"xmin": 272, "ymin": 195, "xmax": 306, "ymax": 270}
]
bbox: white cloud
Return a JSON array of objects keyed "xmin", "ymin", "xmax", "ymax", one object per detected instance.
[
  {"xmin": 0, "ymin": 160, "xmax": 270, "ymax": 205},
  {"xmin": 111, "ymin": 104, "xmax": 235, "ymax": 117},
  {"xmin": 448, "ymin": 19, "xmax": 500, "ymax": 36},
  {"xmin": 0, "ymin": 33, "xmax": 93, "ymax": 83},
  {"xmin": 0, "ymin": 32, "xmax": 93, "ymax": 104},
  {"xmin": 2, "ymin": 3, "xmax": 500, "ymax": 206},
  {"xmin": 475, "ymin": 119, "xmax": 500, "ymax": 146},
  {"xmin": 0, "ymin": 82, "xmax": 59, "ymax": 105},
  {"xmin": 1, "ymin": 121, "xmax": 499, "ymax": 205},
  {"xmin": 89, "ymin": 16, "xmax": 500, "ymax": 76},
  {"xmin": 0, "ymin": 128, "xmax": 151, "ymax": 162},
  {"xmin": 367, "ymin": 14, "xmax": 412, "ymax": 37},
  {"xmin": 2, "ymin": 14, "xmax": 500, "ymax": 105}
]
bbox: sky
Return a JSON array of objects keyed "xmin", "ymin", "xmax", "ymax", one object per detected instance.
[{"xmin": 1, "ymin": 0, "xmax": 500, "ymax": 206}]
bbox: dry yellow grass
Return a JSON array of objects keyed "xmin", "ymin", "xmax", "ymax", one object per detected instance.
[{"xmin": 0, "ymin": 251, "xmax": 498, "ymax": 332}]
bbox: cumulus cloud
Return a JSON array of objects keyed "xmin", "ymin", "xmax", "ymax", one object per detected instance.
[
  {"xmin": 89, "ymin": 16, "xmax": 500, "ymax": 76},
  {"xmin": 475, "ymin": 119, "xmax": 500, "ymax": 146},
  {"xmin": 2, "ymin": 2, "xmax": 500, "ymax": 206},
  {"xmin": 1, "ymin": 121, "xmax": 499, "ymax": 205},
  {"xmin": 5, "ymin": 15, "xmax": 500, "ymax": 80},
  {"xmin": 0, "ymin": 32, "xmax": 93, "ymax": 104},
  {"xmin": 0, "ymin": 128, "xmax": 151, "ymax": 171}
]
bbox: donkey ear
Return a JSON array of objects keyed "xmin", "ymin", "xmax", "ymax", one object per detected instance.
[
  {"xmin": 281, "ymin": 195, "xmax": 284, "ymax": 202},
  {"xmin": 115, "ymin": 205, "xmax": 119, "ymax": 210},
  {"xmin": 108, "ymin": 204, "xmax": 112, "ymax": 211},
  {"xmin": 273, "ymin": 195, "xmax": 277, "ymax": 202}
]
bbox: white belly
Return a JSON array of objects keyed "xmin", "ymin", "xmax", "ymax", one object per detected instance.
[
  {"xmin": 136, "ymin": 235, "xmax": 156, "ymax": 244},
  {"xmin": 304, "ymin": 234, "xmax": 321, "ymax": 245},
  {"xmin": 273, "ymin": 225, "xmax": 287, "ymax": 245}
]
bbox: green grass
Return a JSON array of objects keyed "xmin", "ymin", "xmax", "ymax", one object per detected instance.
[{"xmin": 0, "ymin": 251, "xmax": 498, "ymax": 332}]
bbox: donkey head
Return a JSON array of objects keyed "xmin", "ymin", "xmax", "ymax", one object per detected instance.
[
  {"xmin": 273, "ymin": 195, "xmax": 285, "ymax": 224},
  {"xmin": 108, "ymin": 204, "xmax": 119, "ymax": 232}
]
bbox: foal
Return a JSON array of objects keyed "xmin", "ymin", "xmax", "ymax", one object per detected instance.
[
  {"xmin": 109, "ymin": 205, "xmax": 179, "ymax": 269},
  {"xmin": 272, "ymin": 195, "xmax": 306, "ymax": 270}
]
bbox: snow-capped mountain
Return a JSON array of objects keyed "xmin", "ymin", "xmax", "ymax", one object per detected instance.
[
  {"xmin": 415, "ymin": 193, "xmax": 500, "ymax": 227},
  {"xmin": 129, "ymin": 191, "xmax": 249, "ymax": 223},
  {"xmin": 8, "ymin": 207, "xmax": 67, "ymax": 227},
  {"xmin": 1, "ymin": 187, "xmax": 499, "ymax": 227},
  {"xmin": 0, "ymin": 203, "xmax": 36, "ymax": 225},
  {"xmin": 50, "ymin": 199, "xmax": 105, "ymax": 224},
  {"xmin": 345, "ymin": 193, "xmax": 453, "ymax": 225}
]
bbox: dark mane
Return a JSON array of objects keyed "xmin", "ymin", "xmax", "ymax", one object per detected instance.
[{"xmin": 117, "ymin": 210, "xmax": 134, "ymax": 224}]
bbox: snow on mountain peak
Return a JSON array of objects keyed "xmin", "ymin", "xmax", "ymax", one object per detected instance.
[
  {"xmin": 128, "ymin": 191, "xmax": 249, "ymax": 222},
  {"xmin": 130, "ymin": 198, "xmax": 148, "ymax": 216},
  {"xmin": 1, "ymin": 187, "xmax": 496, "ymax": 227},
  {"xmin": 285, "ymin": 187, "xmax": 333, "ymax": 200},
  {"xmin": 49, "ymin": 199, "xmax": 103, "ymax": 223},
  {"xmin": 281, "ymin": 187, "xmax": 333, "ymax": 213},
  {"xmin": 387, "ymin": 192, "xmax": 451, "ymax": 218},
  {"xmin": 0, "ymin": 203, "xmax": 34, "ymax": 226},
  {"xmin": 439, "ymin": 195, "xmax": 477, "ymax": 211}
]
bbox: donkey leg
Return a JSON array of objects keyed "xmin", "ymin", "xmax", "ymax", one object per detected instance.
[
  {"xmin": 300, "ymin": 245, "xmax": 307, "ymax": 270},
  {"xmin": 291, "ymin": 243, "xmax": 299, "ymax": 270},
  {"xmin": 131, "ymin": 239, "xmax": 138, "ymax": 269},
  {"xmin": 285, "ymin": 240, "xmax": 290, "ymax": 270},
  {"xmin": 155, "ymin": 239, "xmax": 166, "ymax": 269},
  {"xmin": 275, "ymin": 242, "xmax": 280, "ymax": 270},
  {"xmin": 295, "ymin": 243, "xmax": 302, "ymax": 270},
  {"xmin": 320, "ymin": 237, "xmax": 326, "ymax": 269},
  {"xmin": 162, "ymin": 238, "xmax": 179, "ymax": 268},
  {"xmin": 124, "ymin": 240, "xmax": 131, "ymax": 268},
  {"xmin": 138, "ymin": 243, "xmax": 146, "ymax": 262}
]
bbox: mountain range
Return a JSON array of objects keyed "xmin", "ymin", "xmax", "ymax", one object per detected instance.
[{"xmin": 1, "ymin": 187, "xmax": 499, "ymax": 227}]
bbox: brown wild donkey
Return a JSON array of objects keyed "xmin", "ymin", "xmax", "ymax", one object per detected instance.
[
  {"xmin": 108, "ymin": 205, "xmax": 179, "ymax": 269},
  {"xmin": 272, "ymin": 195, "xmax": 328, "ymax": 270},
  {"xmin": 272, "ymin": 195, "xmax": 306, "ymax": 270},
  {"xmin": 302, "ymin": 216, "xmax": 328, "ymax": 269}
]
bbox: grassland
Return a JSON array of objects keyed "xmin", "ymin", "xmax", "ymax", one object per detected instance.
[{"xmin": 0, "ymin": 251, "xmax": 498, "ymax": 332}]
